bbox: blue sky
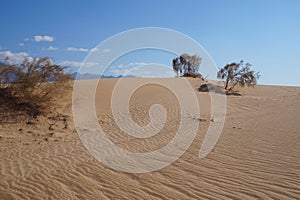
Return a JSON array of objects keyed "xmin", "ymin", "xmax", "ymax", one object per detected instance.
[{"xmin": 0, "ymin": 0, "xmax": 300, "ymax": 85}]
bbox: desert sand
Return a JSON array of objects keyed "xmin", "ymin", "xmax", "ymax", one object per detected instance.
[{"xmin": 0, "ymin": 78, "xmax": 299, "ymax": 199}]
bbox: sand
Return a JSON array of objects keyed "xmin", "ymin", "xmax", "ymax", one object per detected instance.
[{"xmin": 0, "ymin": 78, "xmax": 299, "ymax": 199}]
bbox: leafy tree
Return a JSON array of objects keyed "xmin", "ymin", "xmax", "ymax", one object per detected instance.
[
  {"xmin": 217, "ymin": 60, "xmax": 260, "ymax": 91},
  {"xmin": 172, "ymin": 53, "xmax": 202, "ymax": 77}
]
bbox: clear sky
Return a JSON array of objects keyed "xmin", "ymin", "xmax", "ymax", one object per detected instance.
[{"xmin": 0, "ymin": 0, "xmax": 300, "ymax": 85}]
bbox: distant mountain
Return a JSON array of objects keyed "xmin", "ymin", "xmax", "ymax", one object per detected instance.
[
  {"xmin": 0, "ymin": 65, "xmax": 136, "ymax": 82},
  {"xmin": 71, "ymin": 72, "xmax": 136, "ymax": 80},
  {"xmin": 121, "ymin": 75, "xmax": 136, "ymax": 78},
  {"xmin": 71, "ymin": 72, "xmax": 100, "ymax": 80}
]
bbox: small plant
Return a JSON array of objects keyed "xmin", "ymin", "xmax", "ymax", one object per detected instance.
[
  {"xmin": 217, "ymin": 60, "xmax": 260, "ymax": 91},
  {"xmin": 0, "ymin": 57, "xmax": 73, "ymax": 115}
]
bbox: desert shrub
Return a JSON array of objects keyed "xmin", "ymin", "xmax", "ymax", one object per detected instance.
[
  {"xmin": 0, "ymin": 57, "xmax": 72, "ymax": 115},
  {"xmin": 172, "ymin": 53, "xmax": 203, "ymax": 78},
  {"xmin": 217, "ymin": 60, "xmax": 260, "ymax": 91}
]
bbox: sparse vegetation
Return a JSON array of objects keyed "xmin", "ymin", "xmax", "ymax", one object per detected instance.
[
  {"xmin": 0, "ymin": 57, "xmax": 73, "ymax": 116},
  {"xmin": 172, "ymin": 53, "xmax": 203, "ymax": 78},
  {"xmin": 217, "ymin": 60, "xmax": 260, "ymax": 91}
]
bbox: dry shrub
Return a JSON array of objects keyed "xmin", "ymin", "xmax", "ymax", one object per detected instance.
[
  {"xmin": 0, "ymin": 57, "xmax": 73, "ymax": 116},
  {"xmin": 217, "ymin": 60, "xmax": 260, "ymax": 91},
  {"xmin": 172, "ymin": 53, "xmax": 203, "ymax": 78}
]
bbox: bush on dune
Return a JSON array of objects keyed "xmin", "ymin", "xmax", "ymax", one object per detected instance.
[
  {"xmin": 172, "ymin": 53, "xmax": 204, "ymax": 79},
  {"xmin": 0, "ymin": 57, "xmax": 73, "ymax": 116},
  {"xmin": 217, "ymin": 60, "xmax": 260, "ymax": 93}
]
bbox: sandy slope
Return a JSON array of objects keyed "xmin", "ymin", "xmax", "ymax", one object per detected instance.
[{"xmin": 0, "ymin": 78, "xmax": 299, "ymax": 199}]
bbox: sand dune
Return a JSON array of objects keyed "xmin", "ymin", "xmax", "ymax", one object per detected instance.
[{"xmin": 0, "ymin": 78, "xmax": 300, "ymax": 199}]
